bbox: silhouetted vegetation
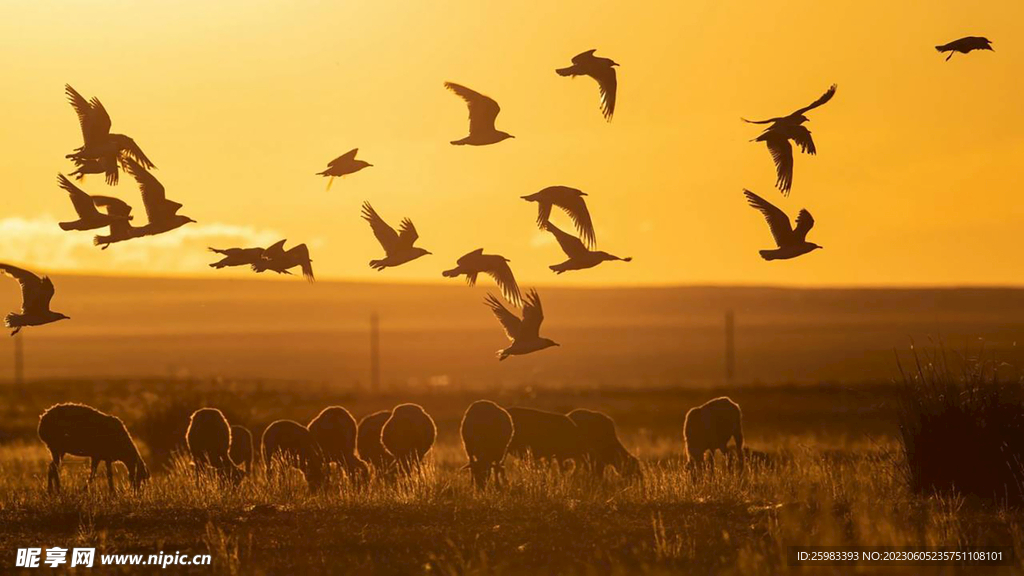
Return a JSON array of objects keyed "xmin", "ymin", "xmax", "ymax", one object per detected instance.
[{"xmin": 897, "ymin": 346, "xmax": 1024, "ymax": 503}]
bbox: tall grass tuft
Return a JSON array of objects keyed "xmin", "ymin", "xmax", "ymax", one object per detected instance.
[{"xmin": 896, "ymin": 344, "xmax": 1024, "ymax": 503}]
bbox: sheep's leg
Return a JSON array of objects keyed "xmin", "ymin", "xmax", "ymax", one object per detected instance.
[
  {"xmin": 105, "ymin": 461, "xmax": 115, "ymax": 493},
  {"xmin": 48, "ymin": 453, "xmax": 63, "ymax": 493},
  {"xmin": 89, "ymin": 458, "xmax": 99, "ymax": 484},
  {"xmin": 734, "ymin": 432, "xmax": 745, "ymax": 473}
]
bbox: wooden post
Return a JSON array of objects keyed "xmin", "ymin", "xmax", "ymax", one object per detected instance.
[
  {"xmin": 369, "ymin": 312, "xmax": 380, "ymax": 392},
  {"xmin": 725, "ymin": 310, "xmax": 735, "ymax": 383}
]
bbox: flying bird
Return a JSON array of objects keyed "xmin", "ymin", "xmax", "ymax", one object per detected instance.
[
  {"xmin": 936, "ymin": 36, "xmax": 993, "ymax": 61},
  {"xmin": 522, "ymin": 186, "xmax": 596, "ymax": 248},
  {"xmin": 485, "ymin": 289, "xmax": 558, "ymax": 361},
  {"xmin": 743, "ymin": 190, "xmax": 821, "ymax": 260},
  {"xmin": 743, "ymin": 84, "xmax": 837, "ymax": 195},
  {"xmin": 442, "ymin": 249, "xmax": 522, "ymax": 306},
  {"xmin": 543, "ymin": 222, "xmax": 631, "ymax": 274},
  {"xmin": 94, "ymin": 158, "xmax": 195, "ymax": 248},
  {"xmin": 555, "ymin": 49, "xmax": 619, "ymax": 121},
  {"xmin": 252, "ymin": 240, "xmax": 315, "ymax": 282},
  {"xmin": 208, "ymin": 245, "xmax": 270, "ymax": 270},
  {"xmin": 318, "ymin": 149, "xmax": 371, "ymax": 191},
  {"xmin": 361, "ymin": 202, "xmax": 430, "ymax": 270},
  {"xmin": 444, "ymin": 82, "xmax": 514, "ymax": 146},
  {"xmin": 0, "ymin": 264, "xmax": 70, "ymax": 336},
  {"xmin": 56, "ymin": 174, "xmax": 132, "ymax": 231},
  {"xmin": 64, "ymin": 84, "xmax": 155, "ymax": 186}
]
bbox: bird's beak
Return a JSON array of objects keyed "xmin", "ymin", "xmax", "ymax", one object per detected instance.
[
  {"xmin": 426, "ymin": 251, "xmax": 433, "ymax": 255},
  {"xmin": 580, "ymin": 192, "xmax": 588, "ymax": 196},
  {"xmin": 367, "ymin": 164, "xmax": 374, "ymax": 167}
]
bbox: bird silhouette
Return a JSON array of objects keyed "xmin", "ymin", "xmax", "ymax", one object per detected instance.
[
  {"xmin": 444, "ymin": 82, "xmax": 514, "ymax": 145},
  {"xmin": 253, "ymin": 240, "xmax": 315, "ymax": 282},
  {"xmin": 743, "ymin": 190, "xmax": 821, "ymax": 260},
  {"xmin": 94, "ymin": 158, "xmax": 195, "ymax": 248},
  {"xmin": 743, "ymin": 84, "xmax": 836, "ymax": 195},
  {"xmin": 361, "ymin": 202, "xmax": 430, "ymax": 270},
  {"xmin": 208, "ymin": 245, "xmax": 269, "ymax": 270},
  {"xmin": 522, "ymin": 186, "xmax": 596, "ymax": 248},
  {"xmin": 442, "ymin": 249, "xmax": 522, "ymax": 306},
  {"xmin": 556, "ymin": 49, "xmax": 619, "ymax": 121},
  {"xmin": 543, "ymin": 222, "xmax": 631, "ymax": 274},
  {"xmin": 318, "ymin": 149, "xmax": 371, "ymax": 191},
  {"xmin": 485, "ymin": 289, "xmax": 558, "ymax": 360},
  {"xmin": 936, "ymin": 36, "xmax": 994, "ymax": 61},
  {"xmin": 65, "ymin": 84, "xmax": 155, "ymax": 186},
  {"xmin": 0, "ymin": 264, "xmax": 69, "ymax": 336},
  {"xmin": 56, "ymin": 174, "xmax": 132, "ymax": 231}
]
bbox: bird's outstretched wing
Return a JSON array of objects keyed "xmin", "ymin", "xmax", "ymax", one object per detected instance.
[
  {"xmin": 398, "ymin": 218, "xmax": 419, "ymax": 248},
  {"xmin": 285, "ymin": 244, "xmax": 315, "ymax": 282},
  {"xmin": 485, "ymin": 293, "xmax": 521, "ymax": 341},
  {"xmin": 520, "ymin": 289, "xmax": 544, "ymax": 338},
  {"xmin": 361, "ymin": 202, "xmax": 399, "ymax": 254},
  {"xmin": 445, "ymin": 82, "xmax": 500, "ymax": 134},
  {"xmin": 263, "ymin": 239, "xmax": 288, "ymax": 257},
  {"xmin": 544, "ymin": 221, "xmax": 589, "ymax": 259},
  {"xmin": 763, "ymin": 134, "xmax": 795, "ymax": 195},
  {"xmin": 571, "ymin": 49, "xmax": 598, "ymax": 65},
  {"xmin": 480, "ymin": 255, "xmax": 521, "ymax": 307},
  {"xmin": 91, "ymin": 195, "xmax": 132, "ymax": 218},
  {"xmin": 552, "ymin": 189, "xmax": 596, "ymax": 247},
  {"xmin": 793, "ymin": 84, "xmax": 837, "ymax": 116},
  {"xmin": 788, "ymin": 125, "xmax": 817, "ymax": 155},
  {"xmin": 111, "ymin": 134, "xmax": 155, "ymax": 169},
  {"xmin": 591, "ymin": 66, "xmax": 617, "ymax": 121},
  {"xmin": 0, "ymin": 264, "xmax": 52, "ymax": 314},
  {"xmin": 57, "ymin": 174, "xmax": 101, "ymax": 219},
  {"xmin": 744, "ymin": 190, "xmax": 793, "ymax": 248},
  {"xmin": 122, "ymin": 157, "xmax": 167, "ymax": 222},
  {"xmin": 793, "ymin": 209, "xmax": 815, "ymax": 242},
  {"xmin": 328, "ymin": 149, "xmax": 359, "ymax": 167},
  {"xmin": 65, "ymin": 85, "xmax": 111, "ymax": 146}
]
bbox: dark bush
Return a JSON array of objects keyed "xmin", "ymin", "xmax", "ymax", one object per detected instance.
[{"xmin": 897, "ymin": 345, "xmax": 1024, "ymax": 504}]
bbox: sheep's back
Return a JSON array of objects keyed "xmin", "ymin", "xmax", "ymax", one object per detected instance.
[
  {"xmin": 507, "ymin": 407, "xmax": 582, "ymax": 459},
  {"xmin": 382, "ymin": 404, "xmax": 436, "ymax": 460},
  {"xmin": 38, "ymin": 403, "xmax": 130, "ymax": 460},
  {"xmin": 357, "ymin": 411, "xmax": 392, "ymax": 466},
  {"xmin": 308, "ymin": 406, "xmax": 358, "ymax": 461},
  {"xmin": 186, "ymin": 408, "xmax": 232, "ymax": 460},
  {"xmin": 461, "ymin": 401, "xmax": 514, "ymax": 464}
]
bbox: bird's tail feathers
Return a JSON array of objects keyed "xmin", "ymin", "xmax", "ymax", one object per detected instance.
[
  {"xmin": 208, "ymin": 247, "xmax": 228, "ymax": 255},
  {"xmin": 934, "ymin": 45, "xmax": 944, "ymax": 52},
  {"xmin": 441, "ymin": 267, "xmax": 461, "ymax": 278},
  {"xmin": 555, "ymin": 66, "xmax": 576, "ymax": 77},
  {"xmin": 4, "ymin": 313, "xmax": 24, "ymax": 329},
  {"xmin": 58, "ymin": 221, "xmax": 75, "ymax": 231},
  {"xmin": 758, "ymin": 250, "xmax": 777, "ymax": 261},
  {"xmin": 369, "ymin": 259, "xmax": 387, "ymax": 271}
]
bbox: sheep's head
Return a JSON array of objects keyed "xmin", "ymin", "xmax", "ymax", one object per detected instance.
[{"xmin": 467, "ymin": 461, "xmax": 491, "ymax": 489}]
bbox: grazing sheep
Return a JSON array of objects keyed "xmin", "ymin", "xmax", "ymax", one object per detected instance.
[
  {"xmin": 308, "ymin": 406, "xmax": 369, "ymax": 481},
  {"xmin": 381, "ymin": 404, "xmax": 436, "ymax": 472},
  {"xmin": 460, "ymin": 400, "xmax": 514, "ymax": 489},
  {"xmin": 261, "ymin": 419, "xmax": 325, "ymax": 490},
  {"xmin": 506, "ymin": 407, "xmax": 583, "ymax": 468},
  {"xmin": 229, "ymin": 425, "xmax": 254, "ymax": 474},
  {"xmin": 683, "ymin": 396, "xmax": 744, "ymax": 475},
  {"xmin": 186, "ymin": 408, "xmax": 243, "ymax": 484},
  {"xmin": 37, "ymin": 403, "xmax": 150, "ymax": 493},
  {"xmin": 567, "ymin": 409, "xmax": 641, "ymax": 480},
  {"xmin": 357, "ymin": 410, "xmax": 394, "ymax": 470}
]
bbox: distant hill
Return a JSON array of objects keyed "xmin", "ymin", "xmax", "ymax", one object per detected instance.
[{"xmin": 1, "ymin": 274, "xmax": 1022, "ymax": 387}]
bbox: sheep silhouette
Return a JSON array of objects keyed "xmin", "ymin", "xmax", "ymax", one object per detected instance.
[
  {"xmin": 308, "ymin": 406, "xmax": 369, "ymax": 482},
  {"xmin": 506, "ymin": 407, "xmax": 583, "ymax": 471},
  {"xmin": 683, "ymin": 397, "xmax": 744, "ymax": 477},
  {"xmin": 567, "ymin": 409, "xmax": 640, "ymax": 480},
  {"xmin": 381, "ymin": 404, "xmax": 436, "ymax": 473},
  {"xmin": 186, "ymin": 408, "xmax": 243, "ymax": 485},
  {"xmin": 356, "ymin": 410, "xmax": 395, "ymax": 471},
  {"xmin": 262, "ymin": 419, "xmax": 326, "ymax": 490},
  {"xmin": 37, "ymin": 403, "xmax": 149, "ymax": 493},
  {"xmin": 230, "ymin": 425, "xmax": 254, "ymax": 475},
  {"xmin": 460, "ymin": 400, "xmax": 514, "ymax": 489}
]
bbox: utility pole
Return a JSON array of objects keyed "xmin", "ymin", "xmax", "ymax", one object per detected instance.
[
  {"xmin": 725, "ymin": 310, "xmax": 735, "ymax": 383},
  {"xmin": 369, "ymin": 312, "xmax": 380, "ymax": 393}
]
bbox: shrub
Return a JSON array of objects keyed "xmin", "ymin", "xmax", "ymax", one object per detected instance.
[{"xmin": 897, "ymin": 345, "xmax": 1024, "ymax": 504}]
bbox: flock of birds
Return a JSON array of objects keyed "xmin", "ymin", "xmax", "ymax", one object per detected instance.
[{"xmin": 0, "ymin": 36, "xmax": 995, "ymax": 357}]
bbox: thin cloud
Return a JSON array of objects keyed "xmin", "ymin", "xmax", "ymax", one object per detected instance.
[{"xmin": 0, "ymin": 215, "xmax": 303, "ymax": 275}]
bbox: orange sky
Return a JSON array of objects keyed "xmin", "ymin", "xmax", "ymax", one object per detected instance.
[{"xmin": 0, "ymin": 1, "xmax": 1022, "ymax": 287}]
